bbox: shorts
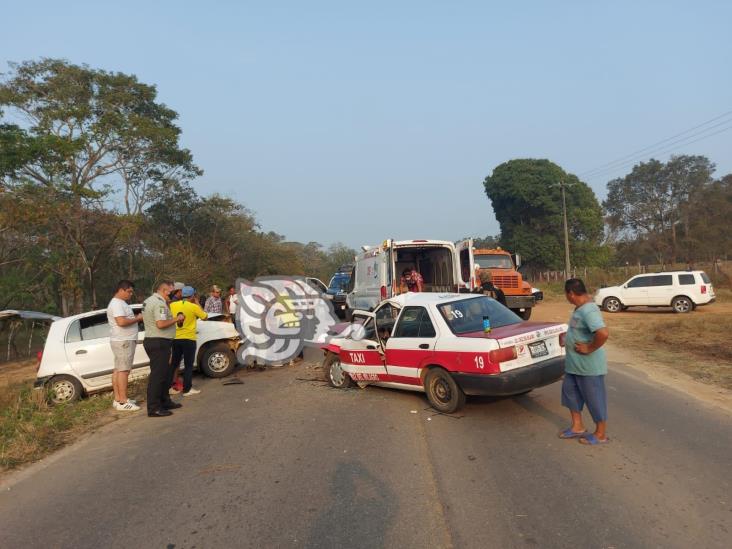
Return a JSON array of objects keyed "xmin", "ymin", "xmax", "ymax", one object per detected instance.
[
  {"xmin": 561, "ymin": 373, "xmax": 608, "ymax": 423},
  {"xmin": 110, "ymin": 340, "xmax": 136, "ymax": 372}
]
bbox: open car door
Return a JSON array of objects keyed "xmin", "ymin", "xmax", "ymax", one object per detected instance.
[
  {"xmin": 338, "ymin": 311, "xmax": 388, "ymax": 382},
  {"xmin": 455, "ymin": 238, "xmax": 475, "ymax": 291}
]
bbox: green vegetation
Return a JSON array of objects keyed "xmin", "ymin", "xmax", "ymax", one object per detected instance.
[
  {"xmin": 483, "ymin": 159, "xmax": 608, "ymax": 271},
  {"xmin": 0, "ymin": 382, "xmax": 112, "ymax": 469},
  {"xmin": 0, "ymin": 59, "xmax": 354, "ymax": 316}
]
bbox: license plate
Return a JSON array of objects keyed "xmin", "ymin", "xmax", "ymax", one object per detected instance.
[{"xmin": 528, "ymin": 340, "xmax": 548, "ymax": 358}]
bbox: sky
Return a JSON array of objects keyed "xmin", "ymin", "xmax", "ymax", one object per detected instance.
[{"xmin": 2, "ymin": 0, "xmax": 731, "ymax": 250}]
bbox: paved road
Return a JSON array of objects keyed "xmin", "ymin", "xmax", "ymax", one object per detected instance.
[{"xmin": 1, "ymin": 352, "xmax": 730, "ymax": 548}]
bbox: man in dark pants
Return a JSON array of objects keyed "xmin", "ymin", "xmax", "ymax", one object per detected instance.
[{"xmin": 142, "ymin": 281, "xmax": 185, "ymax": 417}]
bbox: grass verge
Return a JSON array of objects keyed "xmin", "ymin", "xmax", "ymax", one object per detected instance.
[{"xmin": 0, "ymin": 383, "xmax": 113, "ymax": 471}]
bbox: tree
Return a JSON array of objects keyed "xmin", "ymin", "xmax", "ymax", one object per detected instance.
[
  {"xmin": 0, "ymin": 59, "xmax": 199, "ymax": 312},
  {"xmin": 483, "ymin": 159, "xmax": 606, "ymax": 271},
  {"xmin": 604, "ymin": 155, "xmax": 715, "ymax": 264}
]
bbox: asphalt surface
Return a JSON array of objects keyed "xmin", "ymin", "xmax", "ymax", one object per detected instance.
[{"xmin": 1, "ymin": 353, "xmax": 730, "ymax": 549}]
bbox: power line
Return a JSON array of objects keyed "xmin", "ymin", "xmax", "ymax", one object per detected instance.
[
  {"xmin": 584, "ymin": 122, "xmax": 732, "ymax": 181},
  {"xmin": 579, "ymin": 110, "xmax": 732, "ymax": 178}
]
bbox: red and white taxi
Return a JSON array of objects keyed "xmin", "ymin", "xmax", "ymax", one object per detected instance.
[{"xmin": 321, "ymin": 293, "xmax": 568, "ymax": 413}]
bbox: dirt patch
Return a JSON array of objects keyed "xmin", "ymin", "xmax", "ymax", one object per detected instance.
[{"xmin": 532, "ymin": 294, "xmax": 732, "ymax": 390}]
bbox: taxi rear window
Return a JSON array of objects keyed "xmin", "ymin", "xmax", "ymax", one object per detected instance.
[{"xmin": 437, "ymin": 296, "xmax": 521, "ymax": 335}]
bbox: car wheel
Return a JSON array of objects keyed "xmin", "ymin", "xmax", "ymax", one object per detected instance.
[
  {"xmin": 344, "ymin": 308, "xmax": 353, "ymax": 322},
  {"xmin": 602, "ymin": 297, "xmax": 622, "ymax": 313},
  {"xmin": 514, "ymin": 308, "xmax": 531, "ymax": 321},
  {"xmin": 48, "ymin": 375, "xmax": 83, "ymax": 404},
  {"xmin": 424, "ymin": 368, "xmax": 466, "ymax": 413},
  {"xmin": 672, "ymin": 296, "xmax": 693, "ymax": 314},
  {"xmin": 324, "ymin": 352, "xmax": 352, "ymax": 388},
  {"xmin": 200, "ymin": 342, "xmax": 236, "ymax": 377}
]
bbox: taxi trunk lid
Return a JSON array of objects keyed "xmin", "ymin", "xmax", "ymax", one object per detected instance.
[{"xmin": 460, "ymin": 321, "xmax": 567, "ymax": 372}]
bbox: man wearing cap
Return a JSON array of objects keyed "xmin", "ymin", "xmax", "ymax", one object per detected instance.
[
  {"xmin": 170, "ymin": 286, "xmax": 208, "ymax": 395},
  {"xmin": 170, "ymin": 281, "xmax": 185, "ymax": 303},
  {"xmin": 204, "ymin": 284, "xmax": 223, "ymax": 314},
  {"xmin": 142, "ymin": 281, "xmax": 185, "ymax": 417}
]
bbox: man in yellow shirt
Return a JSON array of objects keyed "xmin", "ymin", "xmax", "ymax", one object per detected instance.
[{"xmin": 170, "ymin": 286, "xmax": 208, "ymax": 395}]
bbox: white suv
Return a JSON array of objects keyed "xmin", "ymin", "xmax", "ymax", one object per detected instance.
[
  {"xmin": 594, "ymin": 271, "xmax": 715, "ymax": 314},
  {"xmin": 35, "ymin": 305, "xmax": 243, "ymax": 403}
]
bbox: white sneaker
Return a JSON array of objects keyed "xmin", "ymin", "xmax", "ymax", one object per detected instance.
[
  {"xmin": 169, "ymin": 387, "xmax": 181, "ymax": 395},
  {"xmin": 126, "ymin": 398, "xmax": 137, "ymax": 405},
  {"xmin": 183, "ymin": 388, "xmax": 201, "ymax": 396},
  {"xmin": 113, "ymin": 400, "xmax": 140, "ymax": 411}
]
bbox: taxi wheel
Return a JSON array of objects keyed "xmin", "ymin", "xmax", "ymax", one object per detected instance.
[
  {"xmin": 424, "ymin": 368, "xmax": 465, "ymax": 414},
  {"xmin": 324, "ymin": 352, "xmax": 353, "ymax": 389}
]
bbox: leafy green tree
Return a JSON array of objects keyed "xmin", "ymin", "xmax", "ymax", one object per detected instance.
[
  {"xmin": 483, "ymin": 159, "xmax": 606, "ymax": 271},
  {"xmin": 604, "ymin": 155, "xmax": 715, "ymax": 264},
  {"xmin": 0, "ymin": 59, "xmax": 199, "ymax": 311}
]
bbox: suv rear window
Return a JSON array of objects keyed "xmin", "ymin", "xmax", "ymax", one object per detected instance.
[
  {"xmin": 678, "ymin": 274, "xmax": 695, "ymax": 285},
  {"xmin": 700, "ymin": 272, "xmax": 711, "ymax": 284},
  {"xmin": 438, "ymin": 296, "xmax": 520, "ymax": 335}
]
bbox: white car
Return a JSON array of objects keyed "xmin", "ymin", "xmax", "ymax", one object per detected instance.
[
  {"xmin": 35, "ymin": 305, "xmax": 242, "ymax": 403},
  {"xmin": 594, "ymin": 271, "xmax": 715, "ymax": 314},
  {"xmin": 322, "ymin": 292, "xmax": 567, "ymax": 413}
]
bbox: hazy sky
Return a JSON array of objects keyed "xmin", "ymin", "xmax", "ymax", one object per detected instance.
[{"xmin": 2, "ymin": 1, "xmax": 731, "ymax": 249}]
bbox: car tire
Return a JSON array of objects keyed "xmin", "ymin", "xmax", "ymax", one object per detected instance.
[
  {"xmin": 602, "ymin": 297, "xmax": 622, "ymax": 313},
  {"xmin": 48, "ymin": 375, "xmax": 83, "ymax": 404},
  {"xmin": 200, "ymin": 342, "xmax": 236, "ymax": 378},
  {"xmin": 672, "ymin": 296, "xmax": 693, "ymax": 314},
  {"xmin": 344, "ymin": 308, "xmax": 353, "ymax": 322},
  {"xmin": 511, "ymin": 308, "xmax": 531, "ymax": 321},
  {"xmin": 324, "ymin": 352, "xmax": 353, "ymax": 388},
  {"xmin": 424, "ymin": 367, "xmax": 466, "ymax": 413}
]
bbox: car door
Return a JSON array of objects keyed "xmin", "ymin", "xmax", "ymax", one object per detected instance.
[
  {"xmin": 455, "ymin": 239, "xmax": 475, "ymax": 291},
  {"xmin": 622, "ymin": 275, "xmax": 651, "ymax": 306},
  {"xmin": 384, "ymin": 306, "xmax": 438, "ymax": 385},
  {"xmin": 646, "ymin": 274, "xmax": 674, "ymax": 305},
  {"xmin": 339, "ymin": 312, "xmax": 387, "ymax": 382},
  {"xmin": 64, "ymin": 313, "xmax": 115, "ymax": 388}
]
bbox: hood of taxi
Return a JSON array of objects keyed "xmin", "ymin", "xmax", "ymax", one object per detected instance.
[{"xmin": 458, "ymin": 321, "xmax": 564, "ymax": 339}]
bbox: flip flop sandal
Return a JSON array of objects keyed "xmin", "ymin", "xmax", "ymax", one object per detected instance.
[
  {"xmin": 558, "ymin": 428, "xmax": 587, "ymax": 439},
  {"xmin": 579, "ymin": 434, "xmax": 610, "ymax": 445}
]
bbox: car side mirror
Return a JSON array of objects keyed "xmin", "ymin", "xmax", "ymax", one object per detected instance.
[{"xmin": 623, "ymin": 284, "xmax": 628, "ymax": 289}]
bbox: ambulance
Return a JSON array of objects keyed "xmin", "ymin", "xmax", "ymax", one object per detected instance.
[
  {"xmin": 345, "ymin": 239, "xmax": 476, "ymax": 317},
  {"xmin": 323, "ymin": 292, "xmax": 567, "ymax": 413}
]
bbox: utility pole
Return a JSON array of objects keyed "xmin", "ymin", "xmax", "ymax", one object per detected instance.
[{"xmin": 560, "ymin": 180, "xmax": 571, "ymax": 279}]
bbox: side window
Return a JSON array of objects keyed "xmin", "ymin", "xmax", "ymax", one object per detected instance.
[
  {"xmin": 627, "ymin": 276, "xmax": 651, "ymax": 288},
  {"xmin": 650, "ymin": 275, "xmax": 673, "ymax": 286},
  {"xmin": 66, "ymin": 320, "xmax": 82, "ymax": 343},
  {"xmin": 678, "ymin": 274, "xmax": 695, "ymax": 285},
  {"xmin": 393, "ymin": 307, "xmax": 435, "ymax": 338},
  {"xmin": 79, "ymin": 314, "xmax": 111, "ymax": 341}
]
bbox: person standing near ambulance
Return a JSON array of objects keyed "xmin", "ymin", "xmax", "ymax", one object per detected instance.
[
  {"xmin": 142, "ymin": 281, "xmax": 184, "ymax": 417},
  {"xmin": 170, "ymin": 286, "xmax": 208, "ymax": 396}
]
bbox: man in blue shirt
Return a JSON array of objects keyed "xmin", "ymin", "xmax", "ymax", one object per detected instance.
[{"xmin": 559, "ymin": 278, "xmax": 610, "ymax": 445}]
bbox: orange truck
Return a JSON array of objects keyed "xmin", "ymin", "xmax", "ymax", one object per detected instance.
[{"xmin": 473, "ymin": 248, "xmax": 537, "ymax": 320}]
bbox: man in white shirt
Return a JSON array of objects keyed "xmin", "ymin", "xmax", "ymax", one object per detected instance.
[{"xmin": 107, "ymin": 280, "xmax": 143, "ymax": 411}]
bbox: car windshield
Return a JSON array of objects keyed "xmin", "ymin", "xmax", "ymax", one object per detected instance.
[
  {"xmin": 328, "ymin": 275, "xmax": 350, "ymax": 291},
  {"xmin": 437, "ymin": 296, "xmax": 521, "ymax": 335},
  {"xmin": 474, "ymin": 255, "xmax": 513, "ymax": 269}
]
